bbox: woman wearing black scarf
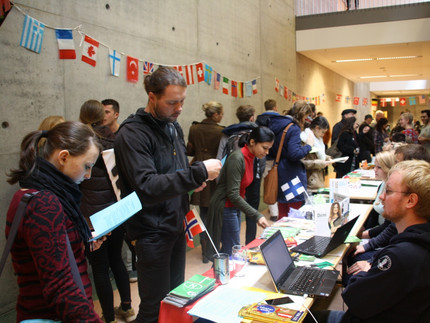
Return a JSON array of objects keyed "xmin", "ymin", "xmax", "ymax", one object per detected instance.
[{"xmin": 6, "ymin": 121, "xmax": 104, "ymax": 322}]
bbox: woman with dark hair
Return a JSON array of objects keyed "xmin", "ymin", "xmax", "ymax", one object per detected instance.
[
  {"xmin": 205, "ymin": 127, "xmax": 273, "ymax": 257},
  {"xmin": 336, "ymin": 117, "xmax": 359, "ymax": 178},
  {"xmin": 373, "ymin": 117, "xmax": 389, "ymax": 153},
  {"xmin": 6, "ymin": 121, "xmax": 103, "ymax": 322},
  {"xmin": 187, "ymin": 101, "xmax": 224, "ymax": 263},
  {"xmin": 358, "ymin": 124, "xmax": 374, "ymax": 163},
  {"xmin": 301, "ymin": 116, "xmax": 335, "ymax": 191},
  {"xmin": 79, "ymin": 100, "xmax": 135, "ymax": 323}
]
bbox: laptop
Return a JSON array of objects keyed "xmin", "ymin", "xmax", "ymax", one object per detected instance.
[
  {"xmin": 291, "ymin": 216, "xmax": 358, "ymax": 257},
  {"xmin": 260, "ymin": 230, "xmax": 339, "ymax": 297}
]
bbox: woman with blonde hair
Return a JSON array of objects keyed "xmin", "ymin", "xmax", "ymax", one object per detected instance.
[
  {"xmin": 38, "ymin": 115, "xmax": 65, "ymax": 148},
  {"xmin": 186, "ymin": 101, "xmax": 224, "ymax": 263}
]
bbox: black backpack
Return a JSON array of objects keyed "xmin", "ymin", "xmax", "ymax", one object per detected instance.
[{"xmin": 221, "ymin": 129, "xmax": 252, "ymax": 159}]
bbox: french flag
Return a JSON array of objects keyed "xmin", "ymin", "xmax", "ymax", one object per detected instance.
[{"xmin": 55, "ymin": 29, "xmax": 76, "ymax": 59}]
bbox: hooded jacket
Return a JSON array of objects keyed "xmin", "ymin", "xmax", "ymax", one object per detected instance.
[
  {"xmin": 265, "ymin": 114, "xmax": 311, "ymax": 203},
  {"xmin": 114, "ymin": 108, "xmax": 208, "ymax": 240},
  {"xmin": 341, "ymin": 221, "xmax": 430, "ymax": 323}
]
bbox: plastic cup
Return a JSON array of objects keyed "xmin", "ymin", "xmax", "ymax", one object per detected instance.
[{"xmin": 232, "ymin": 245, "xmax": 248, "ymax": 277}]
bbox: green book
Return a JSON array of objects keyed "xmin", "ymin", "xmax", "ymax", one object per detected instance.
[{"xmin": 169, "ymin": 274, "xmax": 215, "ymax": 300}]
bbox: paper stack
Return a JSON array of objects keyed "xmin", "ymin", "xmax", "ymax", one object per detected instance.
[{"xmin": 163, "ymin": 274, "xmax": 216, "ymax": 307}]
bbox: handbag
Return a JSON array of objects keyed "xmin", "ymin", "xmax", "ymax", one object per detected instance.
[
  {"xmin": 1, "ymin": 191, "xmax": 85, "ymax": 296},
  {"xmin": 263, "ymin": 123, "xmax": 293, "ymax": 205},
  {"xmin": 326, "ymin": 138, "xmax": 342, "ymax": 158}
]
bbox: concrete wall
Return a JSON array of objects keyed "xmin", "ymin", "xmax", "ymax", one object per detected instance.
[{"xmin": 0, "ymin": 0, "xmax": 354, "ymax": 316}]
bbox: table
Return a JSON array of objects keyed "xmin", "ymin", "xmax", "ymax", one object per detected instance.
[{"xmin": 159, "ymin": 203, "xmax": 372, "ymax": 323}]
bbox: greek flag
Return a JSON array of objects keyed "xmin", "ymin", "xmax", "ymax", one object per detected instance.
[
  {"xmin": 281, "ymin": 176, "xmax": 305, "ymax": 201},
  {"xmin": 20, "ymin": 15, "xmax": 45, "ymax": 54}
]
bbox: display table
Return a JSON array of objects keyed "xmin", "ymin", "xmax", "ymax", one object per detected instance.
[{"xmin": 159, "ymin": 203, "xmax": 372, "ymax": 323}]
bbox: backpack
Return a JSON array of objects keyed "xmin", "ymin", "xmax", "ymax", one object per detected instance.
[{"xmin": 221, "ymin": 129, "xmax": 252, "ymax": 159}]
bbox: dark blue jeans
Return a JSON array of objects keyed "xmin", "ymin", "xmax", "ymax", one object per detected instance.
[
  {"xmin": 220, "ymin": 207, "xmax": 241, "ymax": 256},
  {"xmin": 135, "ymin": 232, "xmax": 186, "ymax": 323}
]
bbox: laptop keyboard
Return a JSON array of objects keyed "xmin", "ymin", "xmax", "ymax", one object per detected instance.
[
  {"xmin": 288, "ymin": 267, "xmax": 325, "ymax": 292},
  {"xmin": 304, "ymin": 236, "xmax": 330, "ymax": 253}
]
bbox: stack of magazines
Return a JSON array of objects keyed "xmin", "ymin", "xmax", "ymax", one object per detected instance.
[{"xmin": 163, "ymin": 274, "xmax": 216, "ymax": 307}]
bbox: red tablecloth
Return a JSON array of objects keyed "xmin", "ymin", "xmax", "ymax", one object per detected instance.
[{"xmin": 159, "ymin": 239, "xmax": 265, "ymax": 323}]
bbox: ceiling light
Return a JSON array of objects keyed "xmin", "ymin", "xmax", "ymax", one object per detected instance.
[
  {"xmin": 389, "ymin": 74, "xmax": 420, "ymax": 78},
  {"xmin": 334, "ymin": 55, "xmax": 421, "ymax": 63},
  {"xmin": 334, "ymin": 58, "xmax": 373, "ymax": 63},
  {"xmin": 376, "ymin": 56, "xmax": 420, "ymax": 60},
  {"xmin": 360, "ymin": 75, "xmax": 387, "ymax": 79}
]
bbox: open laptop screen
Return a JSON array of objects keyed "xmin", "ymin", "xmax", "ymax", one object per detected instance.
[{"xmin": 261, "ymin": 231, "xmax": 294, "ymax": 285}]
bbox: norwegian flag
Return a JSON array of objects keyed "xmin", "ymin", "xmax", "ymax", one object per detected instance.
[
  {"xmin": 184, "ymin": 209, "xmax": 205, "ymax": 248},
  {"xmin": 143, "ymin": 61, "xmax": 155, "ymax": 74}
]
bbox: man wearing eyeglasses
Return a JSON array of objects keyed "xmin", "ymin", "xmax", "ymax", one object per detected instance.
[{"xmin": 307, "ymin": 160, "xmax": 430, "ymax": 322}]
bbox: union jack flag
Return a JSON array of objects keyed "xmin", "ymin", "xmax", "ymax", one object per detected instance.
[
  {"xmin": 184, "ymin": 209, "xmax": 205, "ymax": 248},
  {"xmin": 143, "ymin": 61, "xmax": 155, "ymax": 74}
]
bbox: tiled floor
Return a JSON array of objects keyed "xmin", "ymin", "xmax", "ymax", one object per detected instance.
[{"xmin": 93, "ymin": 205, "xmax": 346, "ymax": 321}]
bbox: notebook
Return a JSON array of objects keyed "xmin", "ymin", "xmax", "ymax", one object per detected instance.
[
  {"xmin": 260, "ymin": 230, "xmax": 339, "ymax": 297},
  {"xmin": 291, "ymin": 216, "xmax": 358, "ymax": 257}
]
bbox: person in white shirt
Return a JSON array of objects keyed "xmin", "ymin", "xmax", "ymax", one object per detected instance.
[{"xmin": 301, "ymin": 116, "xmax": 335, "ymax": 191}]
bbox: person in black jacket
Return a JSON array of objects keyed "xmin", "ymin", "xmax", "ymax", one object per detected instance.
[
  {"xmin": 335, "ymin": 116, "xmax": 359, "ymax": 178},
  {"xmin": 79, "ymin": 100, "xmax": 135, "ymax": 323},
  {"xmin": 306, "ymin": 160, "xmax": 430, "ymax": 323},
  {"xmin": 114, "ymin": 67, "xmax": 221, "ymax": 323}
]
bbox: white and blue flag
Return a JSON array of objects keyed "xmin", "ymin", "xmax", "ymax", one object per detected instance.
[
  {"xmin": 281, "ymin": 176, "xmax": 305, "ymax": 201},
  {"xmin": 20, "ymin": 15, "xmax": 45, "ymax": 54}
]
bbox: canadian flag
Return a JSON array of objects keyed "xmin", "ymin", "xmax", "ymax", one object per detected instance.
[
  {"xmin": 81, "ymin": 35, "xmax": 99, "ymax": 67},
  {"xmin": 335, "ymin": 94, "xmax": 342, "ymax": 102}
]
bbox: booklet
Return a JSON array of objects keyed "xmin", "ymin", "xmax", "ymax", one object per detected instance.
[
  {"xmin": 89, "ymin": 191, "xmax": 142, "ymax": 242},
  {"xmin": 164, "ymin": 274, "xmax": 216, "ymax": 307}
]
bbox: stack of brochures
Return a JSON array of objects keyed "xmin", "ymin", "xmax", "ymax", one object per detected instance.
[{"xmin": 163, "ymin": 274, "xmax": 216, "ymax": 307}]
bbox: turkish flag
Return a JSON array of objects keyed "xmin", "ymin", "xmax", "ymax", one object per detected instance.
[
  {"xmin": 400, "ymin": 97, "xmax": 406, "ymax": 106},
  {"xmin": 195, "ymin": 63, "xmax": 204, "ymax": 82},
  {"xmin": 127, "ymin": 56, "xmax": 139, "ymax": 83}
]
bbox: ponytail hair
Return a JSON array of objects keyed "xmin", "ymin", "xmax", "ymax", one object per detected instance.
[
  {"xmin": 7, "ymin": 121, "xmax": 101, "ymax": 184},
  {"xmin": 238, "ymin": 126, "xmax": 275, "ymax": 147}
]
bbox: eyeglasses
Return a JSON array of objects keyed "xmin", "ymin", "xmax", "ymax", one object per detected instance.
[{"xmin": 384, "ymin": 188, "xmax": 411, "ymax": 195}]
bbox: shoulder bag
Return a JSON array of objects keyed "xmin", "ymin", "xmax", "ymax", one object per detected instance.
[
  {"xmin": 263, "ymin": 123, "xmax": 293, "ymax": 205},
  {"xmin": 326, "ymin": 138, "xmax": 342, "ymax": 158}
]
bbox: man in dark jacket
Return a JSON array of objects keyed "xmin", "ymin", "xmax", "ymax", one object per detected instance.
[
  {"xmin": 331, "ymin": 108, "xmax": 356, "ymax": 145},
  {"xmin": 114, "ymin": 67, "xmax": 221, "ymax": 323},
  {"xmin": 307, "ymin": 160, "xmax": 430, "ymax": 323}
]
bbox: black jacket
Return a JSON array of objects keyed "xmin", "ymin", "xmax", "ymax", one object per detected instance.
[
  {"xmin": 79, "ymin": 125, "xmax": 117, "ymax": 224},
  {"xmin": 114, "ymin": 108, "xmax": 208, "ymax": 240},
  {"xmin": 341, "ymin": 222, "xmax": 430, "ymax": 323}
]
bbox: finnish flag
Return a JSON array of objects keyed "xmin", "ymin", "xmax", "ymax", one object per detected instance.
[{"xmin": 281, "ymin": 176, "xmax": 305, "ymax": 201}]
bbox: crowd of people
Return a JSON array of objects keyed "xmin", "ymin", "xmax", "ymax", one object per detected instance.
[{"xmin": 4, "ymin": 66, "xmax": 430, "ymax": 322}]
